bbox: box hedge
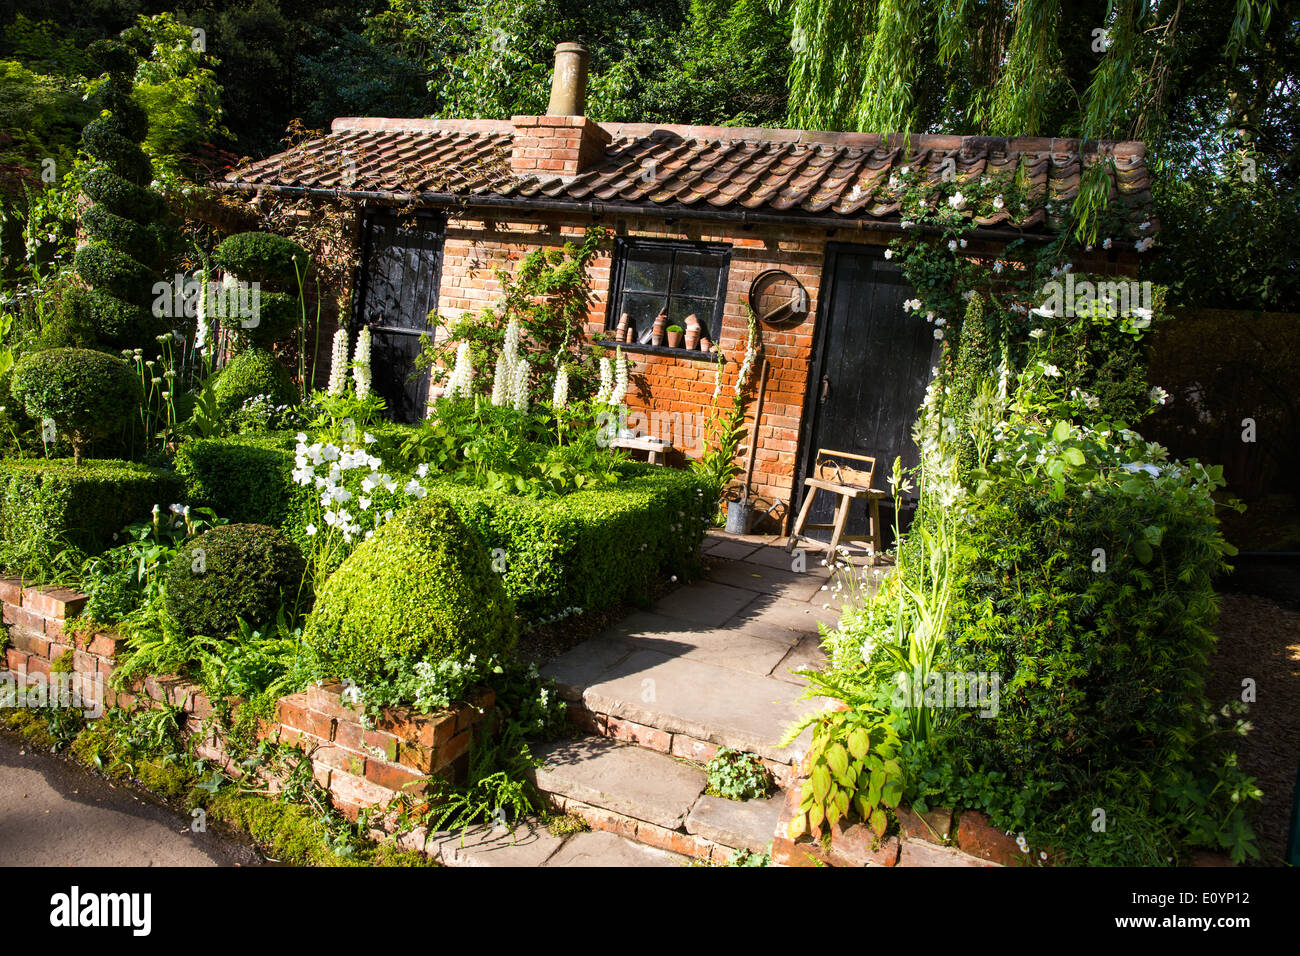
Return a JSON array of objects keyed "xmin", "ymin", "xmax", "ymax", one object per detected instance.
[
  {"xmin": 0, "ymin": 458, "xmax": 184, "ymax": 576},
  {"xmin": 427, "ymin": 463, "xmax": 714, "ymax": 619},
  {"xmin": 174, "ymin": 434, "xmax": 305, "ymax": 528}
]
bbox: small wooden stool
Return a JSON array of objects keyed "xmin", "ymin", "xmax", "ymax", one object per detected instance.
[
  {"xmin": 610, "ymin": 434, "xmax": 671, "ymax": 465},
  {"xmin": 786, "ymin": 449, "xmax": 885, "ymax": 562}
]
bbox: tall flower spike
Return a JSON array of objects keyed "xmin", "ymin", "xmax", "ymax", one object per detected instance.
[
  {"xmin": 326, "ymin": 326, "xmax": 350, "ymax": 396},
  {"xmin": 510, "ymin": 357, "xmax": 530, "ymax": 412},
  {"xmin": 595, "ymin": 356, "xmax": 612, "ymax": 404},
  {"xmin": 609, "ymin": 348, "xmax": 628, "ymax": 405},
  {"xmin": 448, "ymin": 341, "xmax": 473, "ymax": 399},
  {"xmin": 353, "ymin": 326, "xmax": 372, "ymax": 399},
  {"xmin": 552, "ymin": 363, "xmax": 569, "ymax": 409},
  {"xmin": 491, "ymin": 353, "xmax": 510, "ymax": 406}
]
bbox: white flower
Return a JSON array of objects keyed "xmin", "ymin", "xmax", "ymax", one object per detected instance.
[
  {"xmin": 1041, "ymin": 363, "xmax": 1060, "ymax": 378},
  {"xmin": 491, "ymin": 353, "xmax": 511, "ymax": 406},
  {"xmin": 416, "ymin": 463, "xmax": 429, "ymax": 478},
  {"xmin": 992, "ymin": 260, "xmax": 1004, "ymax": 273},
  {"xmin": 609, "ymin": 348, "xmax": 628, "ymax": 405},
  {"xmin": 510, "ymin": 357, "xmax": 530, "ymax": 412},
  {"xmin": 1102, "ymin": 237, "xmax": 1113, "ymax": 250},
  {"xmin": 595, "ymin": 357, "xmax": 612, "ymax": 404},
  {"xmin": 1135, "ymin": 237, "xmax": 1155, "ymax": 253},
  {"xmin": 552, "ymin": 363, "xmax": 569, "ymax": 408},
  {"xmin": 353, "ymin": 326, "xmax": 372, "ymax": 398},
  {"xmin": 305, "ymin": 523, "xmax": 317, "ymax": 536},
  {"xmin": 1029, "ymin": 328, "xmax": 1046, "ymax": 339},
  {"xmin": 359, "ymin": 497, "xmax": 371, "ymax": 511},
  {"xmin": 444, "ymin": 341, "xmax": 474, "ymax": 400},
  {"xmin": 404, "ymin": 478, "xmax": 423, "ymax": 496},
  {"xmin": 883, "ymin": 248, "xmax": 893, "ymax": 259},
  {"xmin": 933, "ymin": 328, "xmax": 944, "ymax": 340},
  {"xmin": 327, "ymin": 326, "xmax": 351, "ymax": 396},
  {"xmin": 992, "ymin": 195, "xmax": 1004, "ymax": 210},
  {"xmin": 1150, "ymin": 385, "xmax": 1170, "ymax": 406},
  {"xmin": 948, "ymin": 240, "xmax": 958, "ymax": 252},
  {"xmin": 948, "ymin": 191, "xmax": 967, "ymax": 210}
]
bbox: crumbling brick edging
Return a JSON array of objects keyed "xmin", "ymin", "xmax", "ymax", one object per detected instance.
[{"xmin": 1, "ymin": 578, "xmax": 494, "ymax": 823}]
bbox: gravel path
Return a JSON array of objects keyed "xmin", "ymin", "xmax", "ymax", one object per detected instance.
[{"xmin": 1207, "ymin": 592, "xmax": 1300, "ymax": 865}]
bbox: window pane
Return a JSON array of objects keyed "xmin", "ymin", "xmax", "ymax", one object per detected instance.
[
  {"xmin": 671, "ymin": 252, "xmax": 724, "ymax": 297},
  {"xmin": 621, "ymin": 293, "xmax": 666, "ymax": 334},
  {"xmin": 623, "ymin": 249, "xmax": 672, "ymax": 292},
  {"xmin": 667, "ymin": 296, "xmax": 716, "ymax": 331}
]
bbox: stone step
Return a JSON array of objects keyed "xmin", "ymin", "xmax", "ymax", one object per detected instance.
[
  {"xmin": 543, "ymin": 642, "xmax": 824, "ymax": 767},
  {"xmin": 528, "ymin": 736, "xmax": 784, "ymax": 863},
  {"xmin": 405, "ymin": 818, "xmax": 689, "ymax": 867}
]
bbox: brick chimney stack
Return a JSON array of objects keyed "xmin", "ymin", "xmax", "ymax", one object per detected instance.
[{"xmin": 510, "ymin": 42, "xmax": 611, "ymax": 179}]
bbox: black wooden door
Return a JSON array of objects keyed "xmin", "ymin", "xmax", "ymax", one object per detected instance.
[
  {"xmin": 353, "ymin": 210, "xmax": 445, "ymax": 423},
  {"xmin": 797, "ymin": 246, "xmax": 939, "ymax": 543}
]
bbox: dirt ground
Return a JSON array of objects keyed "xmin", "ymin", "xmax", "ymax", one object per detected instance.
[{"xmin": 1206, "ymin": 591, "xmax": 1300, "ymax": 866}]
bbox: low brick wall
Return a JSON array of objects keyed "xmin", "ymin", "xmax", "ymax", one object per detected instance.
[{"xmin": 1, "ymin": 579, "xmax": 494, "ymax": 821}]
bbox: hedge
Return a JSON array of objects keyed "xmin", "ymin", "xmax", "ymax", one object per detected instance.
[
  {"xmin": 174, "ymin": 434, "xmax": 305, "ymax": 529},
  {"xmin": 426, "ymin": 463, "xmax": 714, "ymax": 619},
  {"xmin": 0, "ymin": 458, "xmax": 184, "ymax": 576}
]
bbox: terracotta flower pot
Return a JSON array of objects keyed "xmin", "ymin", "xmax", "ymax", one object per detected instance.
[
  {"xmin": 684, "ymin": 313, "xmax": 701, "ymax": 331},
  {"xmin": 684, "ymin": 328, "xmax": 700, "ymax": 350},
  {"xmin": 652, "ymin": 312, "xmax": 668, "ymax": 347},
  {"xmin": 666, "ymin": 330, "xmax": 683, "ymax": 348},
  {"xmin": 625, "ymin": 324, "xmax": 636, "ymax": 342},
  {"xmin": 614, "ymin": 311, "xmax": 629, "ymax": 342},
  {"xmin": 699, "ymin": 335, "xmax": 711, "ymax": 352}
]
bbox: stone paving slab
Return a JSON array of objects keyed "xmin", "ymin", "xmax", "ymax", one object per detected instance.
[
  {"xmin": 652, "ymin": 580, "xmax": 759, "ymax": 627},
  {"xmin": 685, "ymin": 793, "xmax": 784, "ymax": 855},
  {"xmin": 428, "ymin": 820, "xmax": 567, "ymax": 867},
  {"xmin": 606, "ymin": 611, "xmax": 797, "ymax": 677},
  {"xmin": 531, "ymin": 736, "xmax": 707, "ymax": 830},
  {"xmin": 541, "ymin": 637, "xmax": 637, "ymax": 701},
  {"xmin": 581, "ymin": 649, "xmax": 824, "ymax": 763},
  {"xmin": 731, "ymin": 593, "xmax": 842, "ymax": 634},
  {"xmin": 706, "ymin": 560, "xmax": 830, "ymax": 603},
  {"xmin": 770, "ymin": 633, "xmax": 829, "ymax": 684},
  {"xmin": 706, "ymin": 538, "xmax": 766, "ymax": 561},
  {"xmin": 543, "ymin": 827, "xmax": 687, "ymax": 867}
]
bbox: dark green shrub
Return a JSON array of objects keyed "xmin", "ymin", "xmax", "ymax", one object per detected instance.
[
  {"xmin": 214, "ymin": 232, "xmax": 312, "ymax": 287},
  {"xmin": 82, "ymin": 205, "xmax": 160, "ymax": 265},
  {"xmin": 428, "ymin": 463, "xmax": 712, "ymax": 618},
  {"xmin": 82, "ymin": 118, "xmax": 152, "ymax": 185},
  {"xmin": 0, "ymin": 458, "xmax": 183, "ymax": 577},
  {"xmin": 58, "ymin": 288, "xmax": 165, "ymax": 349},
  {"xmin": 303, "ymin": 496, "xmax": 517, "ymax": 683},
  {"xmin": 74, "ymin": 41, "xmax": 169, "ymax": 352},
  {"xmin": 9, "ymin": 348, "xmax": 139, "ymax": 464},
  {"xmin": 81, "ymin": 168, "xmax": 164, "ymax": 221},
  {"xmin": 72, "ymin": 244, "xmax": 154, "ymax": 305},
  {"xmin": 87, "ymin": 39, "xmax": 138, "ymax": 82},
  {"xmin": 175, "ymin": 435, "xmax": 306, "ymax": 528},
  {"xmin": 213, "ymin": 348, "xmax": 297, "ymax": 418},
  {"xmin": 164, "ymin": 523, "xmax": 306, "ymax": 637},
  {"xmin": 220, "ymin": 291, "xmax": 299, "ymax": 347}
]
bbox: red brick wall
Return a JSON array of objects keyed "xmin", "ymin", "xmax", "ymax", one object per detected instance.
[{"xmin": 373, "ymin": 208, "xmax": 1140, "ymax": 529}]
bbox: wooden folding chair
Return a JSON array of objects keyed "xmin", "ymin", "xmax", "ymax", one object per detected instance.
[{"xmin": 786, "ymin": 449, "xmax": 886, "ymax": 563}]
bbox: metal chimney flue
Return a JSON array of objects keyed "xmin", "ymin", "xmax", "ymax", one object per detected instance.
[{"xmin": 546, "ymin": 42, "xmax": 590, "ymax": 117}]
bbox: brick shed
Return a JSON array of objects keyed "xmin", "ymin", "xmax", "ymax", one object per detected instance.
[{"xmin": 217, "ymin": 42, "xmax": 1151, "ymax": 534}]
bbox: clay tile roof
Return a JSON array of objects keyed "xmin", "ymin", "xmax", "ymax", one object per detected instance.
[{"xmin": 221, "ymin": 118, "xmax": 1155, "ymax": 236}]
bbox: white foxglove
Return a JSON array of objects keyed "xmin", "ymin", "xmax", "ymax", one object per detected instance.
[
  {"xmin": 552, "ymin": 363, "xmax": 569, "ymax": 408},
  {"xmin": 327, "ymin": 326, "xmax": 350, "ymax": 396},
  {"xmin": 353, "ymin": 327, "xmax": 372, "ymax": 398},
  {"xmin": 595, "ymin": 357, "xmax": 612, "ymax": 404},
  {"xmin": 491, "ymin": 353, "xmax": 510, "ymax": 406},
  {"xmin": 608, "ymin": 348, "xmax": 628, "ymax": 405},
  {"xmin": 510, "ymin": 358, "xmax": 530, "ymax": 412}
]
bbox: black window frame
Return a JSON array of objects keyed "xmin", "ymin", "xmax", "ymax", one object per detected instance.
[{"xmin": 604, "ymin": 237, "xmax": 732, "ymax": 355}]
